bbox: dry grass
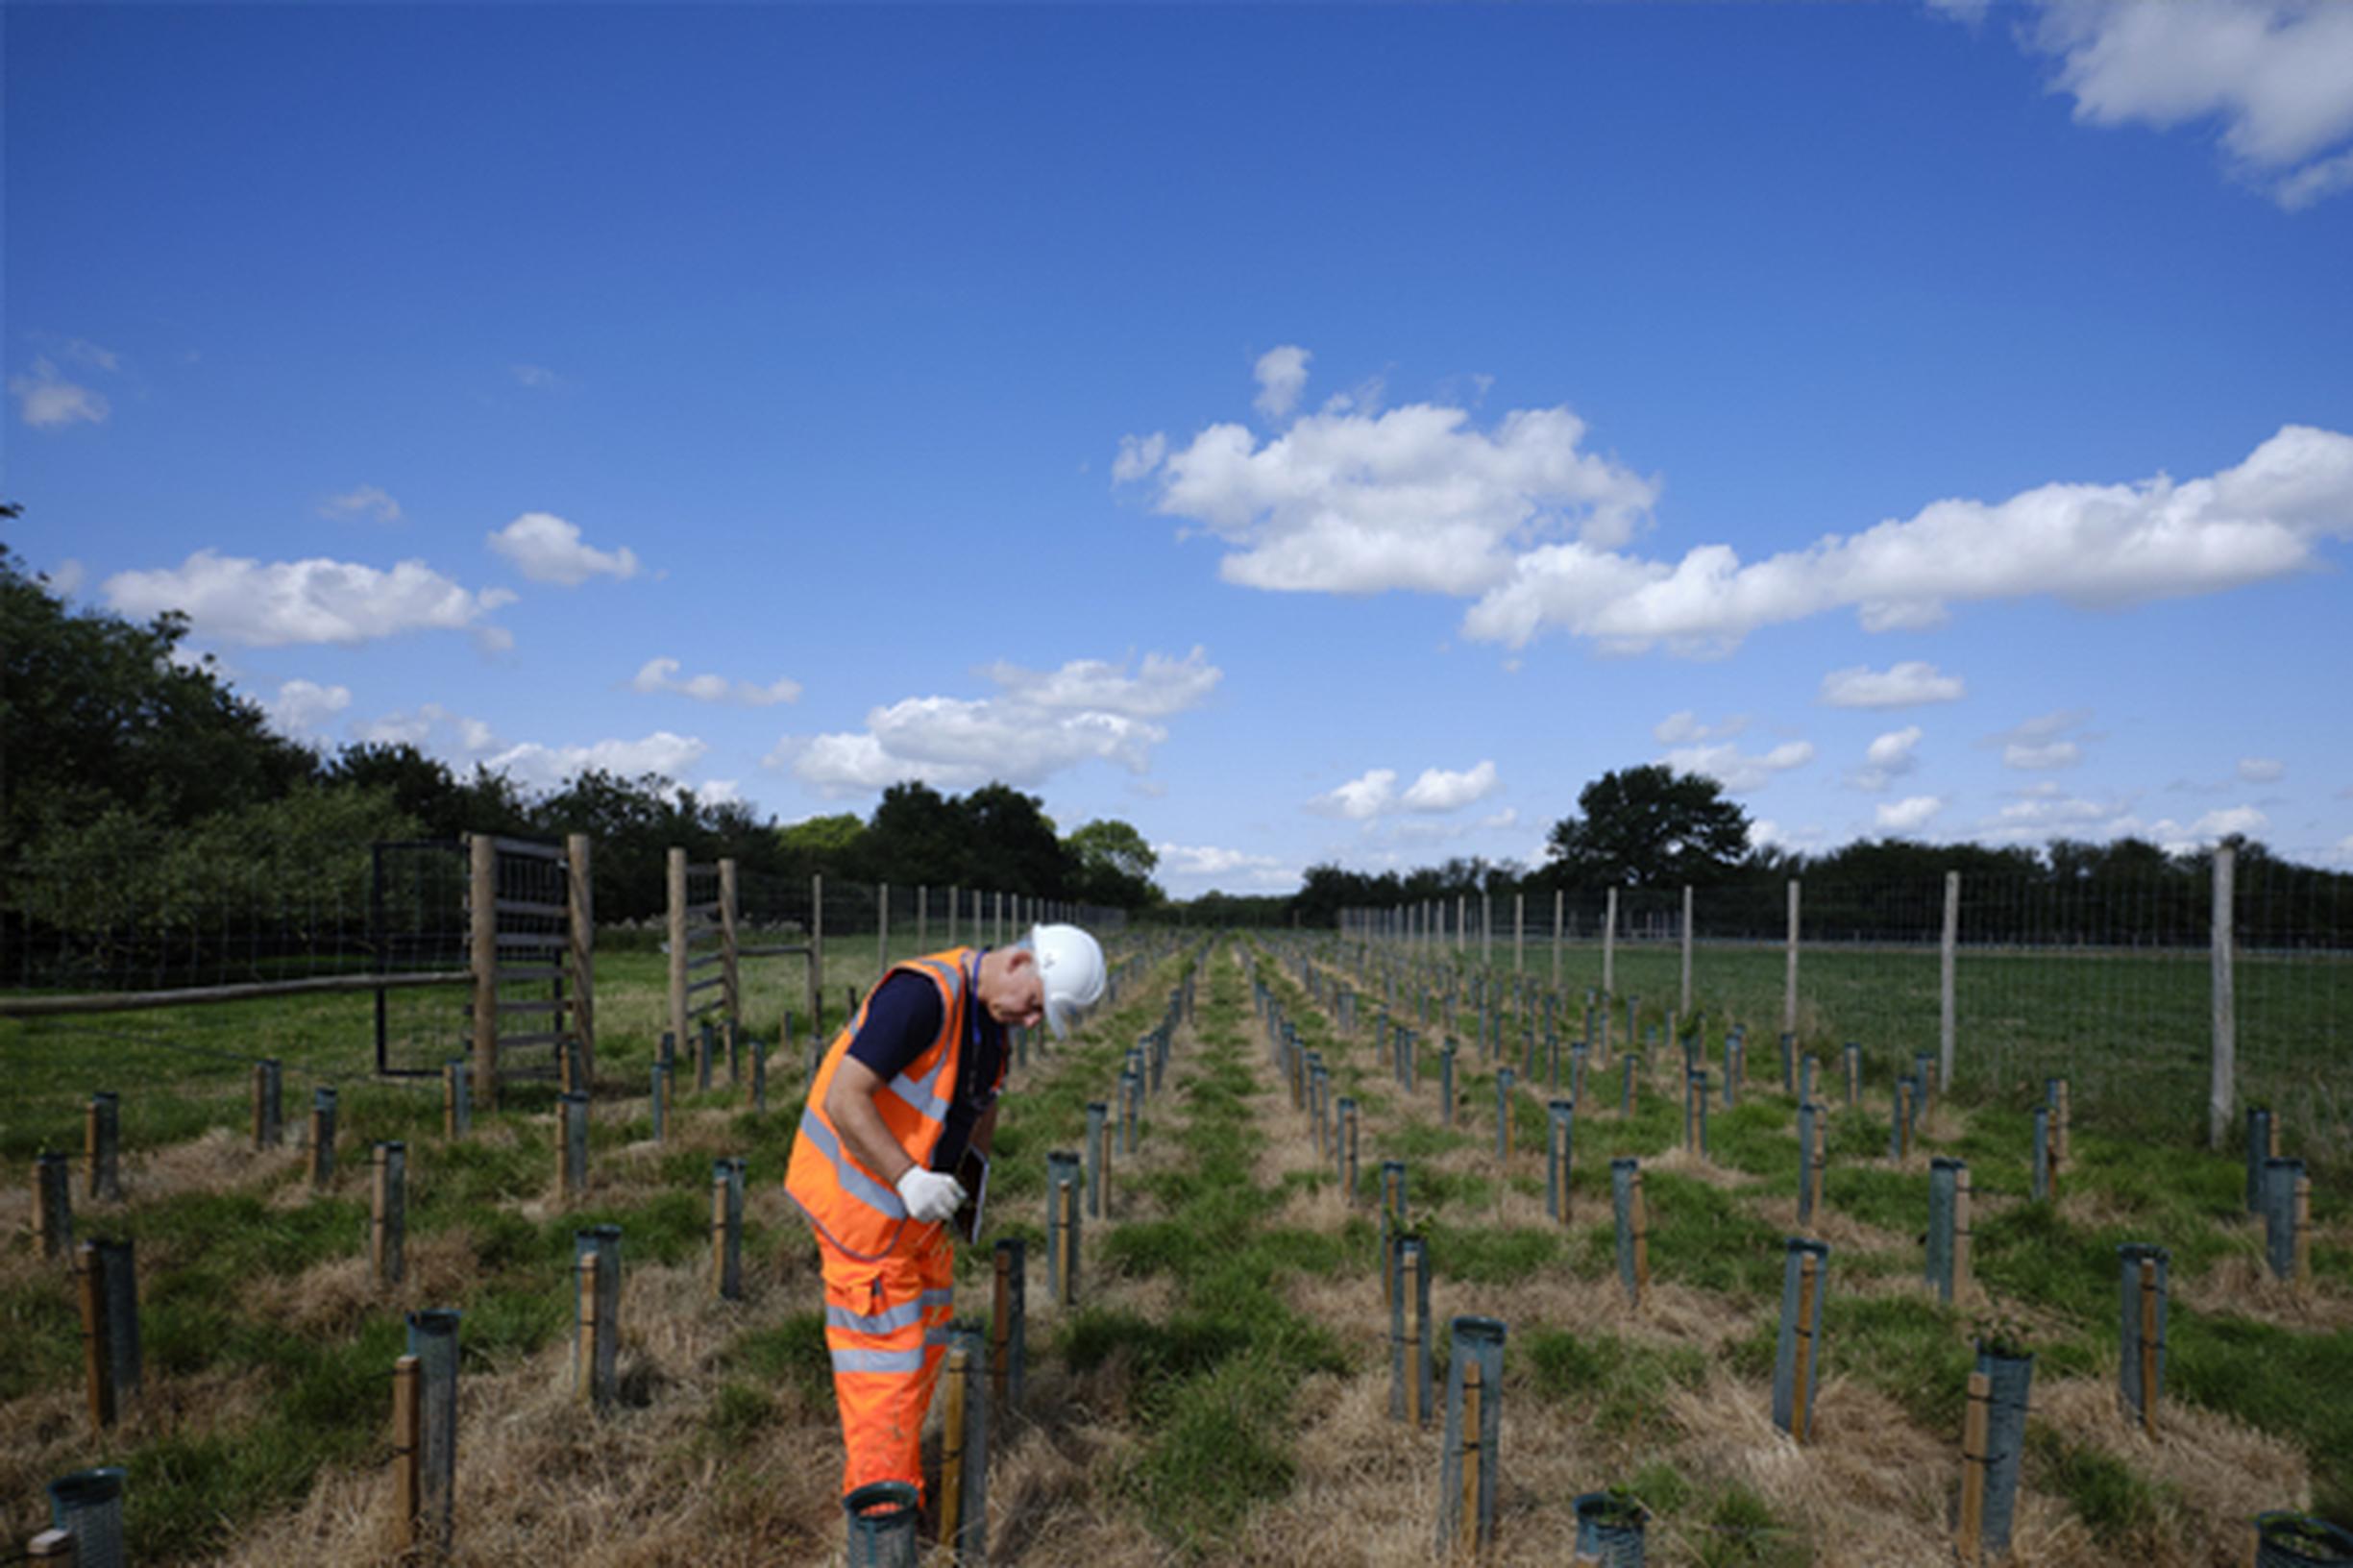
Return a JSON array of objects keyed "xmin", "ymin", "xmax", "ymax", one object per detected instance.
[
  {"xmin": 2035, "ymin": 1375, "xmax": 2310, "ymax": 1566},
  {"xmin": 2173, "ymin": 1250, "xmax": 2353, "ymax": 1331}
]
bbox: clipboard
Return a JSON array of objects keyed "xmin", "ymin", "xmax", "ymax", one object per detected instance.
[{"xmin": 951, "ymin": 1146, "xmax": 990, "ymax": 1243}]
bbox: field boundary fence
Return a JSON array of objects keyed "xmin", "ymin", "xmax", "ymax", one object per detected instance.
[{"xmin": 1341, "ymin": 844, "xmax": 2352, "ymax": 1170}]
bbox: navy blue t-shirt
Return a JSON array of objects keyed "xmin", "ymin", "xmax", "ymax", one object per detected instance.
[{"xmin": 845, "ymin": 961, "xmax": 1003, "ymax": 1173}]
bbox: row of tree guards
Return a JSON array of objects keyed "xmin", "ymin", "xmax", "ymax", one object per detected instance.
[
  {"xmin": 14, "ymin": 932, "xmax": 1193, "ymax": 1567},
  {"xmin": 1254, "ymin": 934, "xmax": 2338, "ymax": 1563},
  {"xmin": 846, "ymin": 956, "xmax": 1199, "ymax": 1568},
  {"xmin": 12, "ymin": 928, "xmax": 2335, "ymax": 1563}
]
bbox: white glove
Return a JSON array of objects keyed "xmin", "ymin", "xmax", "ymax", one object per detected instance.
[{"xmin": 895, "ymin": 1166, "xmax": 967, "ymax": 1226}]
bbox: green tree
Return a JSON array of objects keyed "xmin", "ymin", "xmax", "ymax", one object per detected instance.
[
  {"xmin": 1065, "ymin": 818, "xmax": 1162, "ymax": 910},
  {"xmin": 956, "ymin": 783, "xmax": 1073, "ymax": 898},
  {"xmin": 1542, "ymin": 765, "xmax": 1751, "ymax": 888},
  {"xmin": 779, "ymin": 813, "xmax": 868, "ymax": 860},
  {"xmin": 0, "ymin": 541, "xmax": 315, "ymax": 864},
  {"xmin": 866, "ymin": 782, "xmax": 965, "ymax": 887}
]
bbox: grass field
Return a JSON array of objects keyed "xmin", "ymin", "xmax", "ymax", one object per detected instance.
[{"xmin": 1, "ymin": 933, "xmax": 2348, "ymax": 1563}]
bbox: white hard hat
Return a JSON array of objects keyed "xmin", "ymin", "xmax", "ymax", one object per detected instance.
[{"xmin": 1026, "ymin": 923, "xmax": 1105, "ymax": 1040}]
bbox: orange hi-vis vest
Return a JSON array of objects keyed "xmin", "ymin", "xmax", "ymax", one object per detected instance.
[{"xmin": 785, "ymin": 947, "xmax": 999, "ymax": 1262}]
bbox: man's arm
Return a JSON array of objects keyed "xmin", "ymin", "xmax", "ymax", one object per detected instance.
[{"xmin": 825, "ymin": 1058, "xmax": 915, "ymax": 1187}]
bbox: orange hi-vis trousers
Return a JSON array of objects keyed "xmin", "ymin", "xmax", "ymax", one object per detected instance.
[{"xmin": 819, "ymin": 1225, "xmax": 957, "ymax": 1499}]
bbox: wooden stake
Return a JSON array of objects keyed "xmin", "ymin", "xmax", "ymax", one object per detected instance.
[
  {"xmin": 2294, "ymin": 1174, "xmax": 2312, "ymax": 1289},
  {"xmin": 1056, "ymin": 1182, "xmax": 1075, "ymax": 1306},
  {"xmin": 1959, "ymin": 1370, "xmax": 1990, "ymax": 1564},
  {"xmin": 2138, "ymin": 1257, "xmax": 2160, "ymax": 1434},
  {"xmin": 1458, "ymin": 1360, "xmax": 1484, "ymax": 1556},
  {"xmin": 709, "ymin": 1175, "xmax": 729, "ymax": 1298},
  {"xmin": 75, "ymin": 1241, "xmax": 112, "ymax": 1430},
  {"xmin": 1631, "ymin": 1172, "xmax": 1651, "ymax": 1303},
  {"xmin": 1897, "ymin": 1082, "xmax": 1913, "ymax": 1161},
  {"xmin": 940, "ymin": 1343, "xmax": 968, "ymax": 1549},
  {"xmin": 1792, "ymin": 1252, "xmax": 1819, "ymax": 1444},
  {"xmin": 1404, "ymin": 1247, "xmax": 1424, "ymax": 1425},
  {"xmin": 1952, "ymin": 1168, "xmax": 1974, "ymax": 1304},
  {"xmin": 393, "ymin": 1353, "xmax": 422, "ymax": 1549},
  {"xmin": 575, "ymin": 1249, "xmax": 601, "ymax": 1402},
  {"xmin": 992, "ymin": 1249, "xmax": 1012, "ymax": 1409}
]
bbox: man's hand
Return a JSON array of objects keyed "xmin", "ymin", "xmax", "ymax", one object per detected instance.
[{"xmin": 895, "ymin": 1167, "xmax": 967, "ymax": 1225}]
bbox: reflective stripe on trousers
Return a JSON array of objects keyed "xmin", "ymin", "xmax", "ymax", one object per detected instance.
[{"xmin": 819, "ymin": 1225, "xmax": 957, "ymax": 1499}]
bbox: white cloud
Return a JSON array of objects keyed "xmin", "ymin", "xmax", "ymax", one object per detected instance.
[
  {"xmin": 2238, "ymin": 756, "xmax": 2286, "ymax": 783},
  {"xmin": 630, "ymin": 656, "xmax": 801, "ymax": 707},
  {"xmin": 696, "ymin": 778, "xmax": 742, "ymax": 806},
  {"xmin": 266, "ymin": 678, "xmax": 352, "ymax": 735},
  {"xmin": 1253, "ymin": 345, "xmax": 1311, "ymax": 422},
  {"xmin": 320, "ymin": 485, "xmax": 403, "ymax": 525},
  {"xmin": 485, "ymin": 731, "xmax": 708, "ymax": 792},
  {"xmin": 2022, "ymin": 0, "xmax": 2353, "ymax": 209},
  {"xmin": 511, "ymin": 364, "xmax": 562, "ymax": 389},
  {"xmin": 1310, "ymin": 759, "xmax": 1501, "ymax": 820},
  {"xmin": 351, "ymin": 702, "xmax": 500, "ymax": 755},
  {"xmin": 1819, "ymin": 661, "xmax": 1967, "ymax": 709},
  {"xmin": 104, "ymin": 550, "xmax": 517, "ymax": 647},
  {"xmin": 1112, "ymin": 432, "xmax": 1167, "ymax": 483},
  {"xmin": 1464, "ymin": 425, "xmax": 2353, "ymax": 650},
  {"xmin": 1855, "ymin": 725, "xmax": 1925, "ymax": 792},
  {"xmin": 1876, "ymin": 795, "xmax": 1946, "ymax": 833},
  {"xmin": 2144, "ymin": 805, "xmax": 2271, "ymax": 853},
  {"xmin": 1311, "ymin": 769, "xmax": 1399, "ymax": 821},
  {"xmin": 1976, "ymin": 788, "xmax": 2138, "ymax": 843},
  {"xmin": 59, "ymin": 338, "xmax": 121, "ymax": 372},
  {"xmin": 2005, "ymin": 741, "xmax": 2082, "ymax": 771},
  {"xmin": 9, "ymin": 359, "xmax": 109, "ymax": 429},
  {"xmin": 1654, "ymin": 711, "xmax": 1749, "ymax": 746},
  {"xmin": 776, "ymin": 649, "xmax": 1220, "ymax": 796},
  {"xmin": 1660, "ymin": 739, "xmax": 1816, "ymax": 795},
  {"xmin": 47, "ymin": 559, "xmax": 86, "ymax": 597},
  {"xmin": 485, "ymin": 512, "xmax": 640, "ymax": 586},
  {"xmin": 1752, "ymin": 819, "xmax": 1829, "ymax": 854},
  {"xmin": 1400, "ymin": 760, "xmax": 1501, "ymax": 813},
  {"xmin": 977, "ymin": 646, "xmax": 1220, "ymax": 718},
  {"xmin": 1989, "ymin": 709, "xmax": 2093, "ymax": 772},
  {"xmin": 1136, "ymin": 359, "xmax": 2353, "ymax": 653},
  {"xmin": 1153, "ymin": 842, "xmax": 1297, "ymax": 889},
  {"xmin": 1127, "ymin": 378, "xmax": 1662, "ymax": 595}
]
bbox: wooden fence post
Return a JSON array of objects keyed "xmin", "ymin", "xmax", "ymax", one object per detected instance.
[
  {"xmin": 1940, "ymin": 870, "xmax": 1959, "ymax": 1092},
  {"xmin": 667, "ymin": 847, "xmax": 689, "ymax": 1070},
  {"xmin": 470, "ymin": 834, "xmax": 498, "ymax": 1111},
  {"xmin": 719, "ymin": 856, "xmax": 740, "ymax": 1047},
  {"xmin": 568, "ymin": 833, "xmax": 596, "ymax": 1089}
]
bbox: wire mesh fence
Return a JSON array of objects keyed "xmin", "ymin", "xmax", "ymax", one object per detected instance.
[{"xmin": 1341, "ymin": 847, "xmax": 2353, "ymax": 1170}]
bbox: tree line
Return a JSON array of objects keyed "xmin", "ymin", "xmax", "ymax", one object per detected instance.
[
  {"xmin": 0, "ymin": 540, "xmax": 1160, "ymax": 951},
  {"xmin": 7, "ymin": 528, "xmax": 2345, "ymax": 954}
]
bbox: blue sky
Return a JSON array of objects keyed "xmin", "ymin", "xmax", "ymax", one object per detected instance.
[{"xmin": 8, "ymin": 2, "xmax": 2352, "ymax": 894}]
